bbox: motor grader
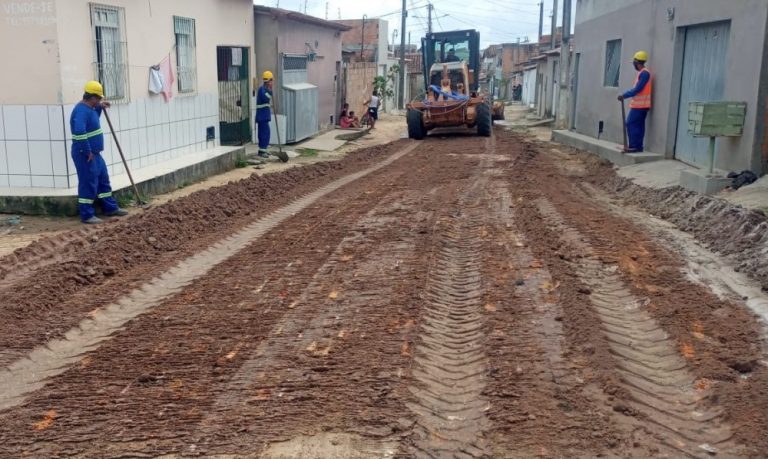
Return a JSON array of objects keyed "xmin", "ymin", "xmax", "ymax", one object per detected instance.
[{"xmin": 406, "ymin": 30, "xmax": 493, "ymax": 139}]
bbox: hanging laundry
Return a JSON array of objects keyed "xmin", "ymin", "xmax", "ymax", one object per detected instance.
[
  {"xmin": 158, "ymin": 54, "xmax": 175, "ymax": 102},
  {"xmin": 148, "ymin": 65, "xmax": 164, "ymax": 94},
  {"xmin": 231, "ymin": 47, "xmax": 242, "ymax": 66}
]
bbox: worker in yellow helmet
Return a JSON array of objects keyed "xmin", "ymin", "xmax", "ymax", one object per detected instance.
[
  {"xmin": 70, "ymin": 81, "xmax": 128, "ymax": 223},
  {"xmin": 618, "ymin": 51, "xmax": 652, "ymax": 153},
  {"xmin": 255, "ymin": 70, "xmax": 274, "ymax": 159}
]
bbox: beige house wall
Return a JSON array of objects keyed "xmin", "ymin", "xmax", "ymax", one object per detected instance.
[
  {"xmin": 55, "ymin": 0, "xmax": 253, "ymax": 104},
  {"xmin": 0, "ymin": 1, "xmax": 61, "ymax": 105}
]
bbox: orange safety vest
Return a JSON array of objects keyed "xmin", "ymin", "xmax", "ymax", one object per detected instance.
[{"xmin": 630, "ymin": 68, "xmax": 652, "ymax": 109}]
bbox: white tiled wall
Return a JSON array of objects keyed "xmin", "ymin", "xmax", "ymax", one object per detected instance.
[{"xmin": 1, "ymin": 93, "xmax": 220, "ymax": 189}]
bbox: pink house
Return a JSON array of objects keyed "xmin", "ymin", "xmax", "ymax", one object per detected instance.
[{"xmin": 253, "ymin": 6, "xmax": 350, "ymax": 143}]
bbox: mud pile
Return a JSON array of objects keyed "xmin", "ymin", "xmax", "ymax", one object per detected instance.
[{"xmin": 596, "ymin": 175, "xmax": 768, "ymax": 291}]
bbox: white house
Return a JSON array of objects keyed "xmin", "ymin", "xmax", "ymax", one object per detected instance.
[{"xmin": 0, "ymin": 0, "xmax": 253, "ymax": 202}]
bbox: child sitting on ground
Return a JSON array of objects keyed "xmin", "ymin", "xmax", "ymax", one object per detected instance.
[{"xmin": 340, "ymin": 110, "xmax": 360, "ymax": 128}]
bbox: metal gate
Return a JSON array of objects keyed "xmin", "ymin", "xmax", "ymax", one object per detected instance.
[
  {"xmin": 675, "ymin": 21, "xmax": 731, "ymax": 167},
  {"xmin": 217, "ymin": 46, "xmax": 251, "ymax": 145}
]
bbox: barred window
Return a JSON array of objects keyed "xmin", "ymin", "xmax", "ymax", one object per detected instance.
[
  {"xmin": 604, "ymin": 39, "xmax": 622, "ymax": 87},
  {"xmin": 283, "ymin": 55, "xmax": 308, "ymax": 71},
  {"xmin": 174, "ymin": 16, "xmax": 197, "ymax": 93},
  {"xmin": 90, "ymin": 3, "xmax": 128, "ymax": 100}
]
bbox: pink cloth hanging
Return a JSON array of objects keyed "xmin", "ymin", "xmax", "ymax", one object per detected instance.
[{"xmin": 159, "ymin": 54, "xmax": 175, "ymax": 102}]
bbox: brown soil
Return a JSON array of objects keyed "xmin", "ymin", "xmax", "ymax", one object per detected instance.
[
  {"xmin": 595, "ymin": 158, "xmax": 768, "ymax": 292},
  {"xmin": 505, "ymin": 137, "xmax": 768, "ymax": 457},
  {"xmin": 0, "ymin": 128, "xmax": 765, "ymax": 458}
]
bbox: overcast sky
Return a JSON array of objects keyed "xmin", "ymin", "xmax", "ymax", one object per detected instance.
[{"xmin": 257, "ymin": 0, "xmax": 575, "ymax": 48}]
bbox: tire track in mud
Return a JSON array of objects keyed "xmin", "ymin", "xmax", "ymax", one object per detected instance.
[
  {"xmin": 0, "ymin": 142, "xmax": 420, "ymax": 413},
  {"xmin": 534, "ymin": 197, "xmax": 740, "ymax": 457},
  {"xmin": 408, "ymin": 204, "xmax": 489, "ymax": 458},
  {"xmin": 193, "ymin": 193, "xmax": 428, "ymax": 451},
  {"xmin": 482, "ymin": 174, "xmax": 618, "ymax": 456},
  {"xmin": 406, "ymin": 138, "xmax": 490, "ymax": 459},
  {"xmin": 0, "ymin": 229, "xmax": 96, "ymax": 290}
]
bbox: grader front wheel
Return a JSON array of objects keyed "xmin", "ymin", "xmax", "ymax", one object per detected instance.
[
  {"xmin": 407, "ymin": 109, "xmax": 426, "ymax": 140},
  {"xmin": 477, "ymin": 103, "xmax": 492, "ymax": 137}
]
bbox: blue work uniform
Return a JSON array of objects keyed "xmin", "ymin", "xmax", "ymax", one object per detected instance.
[
  {"xmin": 255, "ymin": 85, "xmax": 272, "ymax": 154},
  {"xmin": 622, "ymin": 69, "xmax": 651, "ymax": 151},
  {"xmin": 70, "ymin": 102, "xmax": 119, "ymax": 221}
]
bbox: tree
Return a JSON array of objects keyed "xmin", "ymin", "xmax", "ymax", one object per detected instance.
[{"xmin": 372, "ymin": 64, "xmax": 400, "ymax": 111}]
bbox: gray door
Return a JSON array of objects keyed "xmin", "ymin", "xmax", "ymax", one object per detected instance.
[{"xmin": 674, "ymin": 21, "xmax": 730, "ymax": 167}]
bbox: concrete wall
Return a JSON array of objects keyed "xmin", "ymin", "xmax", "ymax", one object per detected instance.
[
  {"xmin": 573, "ymin": 0, "xmax": 768, "ymax": 174},
  {"xmin": 0, "ymin": 1, "xmax": 60, "ymax": 105},
  {"xmin": 255, "ymin": 11, "xmax": 344, "ymax": 131},
  {"xmin": 0, "ymin": 0, "xmax": 254, "ymax": 189},
  {"xmin": 55, "ymin": 0, "xmax": 253, "ymax": 104},
  {"xmin": 344, "ymin": 62, "xmax": 378, "ymax": 116}
]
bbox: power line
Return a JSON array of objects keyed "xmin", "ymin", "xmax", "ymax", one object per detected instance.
[
  {"xmin": 437, "ymin": 7, "xmax": 539, "ymax": 25},
  {"xmin": 438, "ymin": 0, "xmax": 540, "ymax": 16},
  {"xmin": 432, "ymin": 5, "xmax": 444, "ymax": 32}
]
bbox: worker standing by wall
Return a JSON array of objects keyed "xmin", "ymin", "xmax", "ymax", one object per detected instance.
[
  {"xmin": 255, "ymin": 71, "xmax": 274, "ymax": 159},
  {"xmin": 70, "ymin": 81, "xmax": 128, "ymax": 224},
  {"xmin": 618, "ymin": 51, "xmax": 652, "ymax": 153}
]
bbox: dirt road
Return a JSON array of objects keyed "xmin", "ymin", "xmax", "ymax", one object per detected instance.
[{"xmin": 0, "ymin": 128, "xmax": 766, "ymax": 458}]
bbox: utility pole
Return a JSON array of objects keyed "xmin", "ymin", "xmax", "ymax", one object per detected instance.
[
  {"xmin": 325, "ymin": 2, "xmax": 329, "ymax": 20},
  {"xmin": 427, "ymin": 3, "xmax": 433, "ymax": 35},
  {"xmin": 538, "ymin": 2, "xmax": 544, "ymax": 43},
  {"xmin": 551, "ymin": 0, "xmax": 558, "ymax": 50},
  {"xmin": 360, "ymin": 15, "xmax": 367, "ymax": 62},
  {"xmin": 556, "ymin": 0, "xmax": 573, "ymax": 129},
  {"xmin": 399, "ymin": 0, "xmax": 407, "ymax": 109},
  {"xmin": 337, "ymin": 8, "xmax": 341, "ymax": 20}
]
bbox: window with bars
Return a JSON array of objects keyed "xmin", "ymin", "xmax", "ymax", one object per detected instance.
[
  {"xmin": 604, "ymin": 39, "xmax": 622, "ymax": 88},
  {"xmin": 90, "ymin": 3, "xmax": 128, "ymax": 100},
  {"xmin": 174, "ymin": 16, "xmax": 197, "ymax": 93},
  {"xmin": 283, "ymin": 55, "xmax": 308, "ymax": 71}
]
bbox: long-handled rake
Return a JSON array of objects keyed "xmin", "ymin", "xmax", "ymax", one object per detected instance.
[
  {"xmin": 271, "ymin": 100, "xmax": 289, "ymax": 163},
  {"xmin": 620, "ymin": 99, "xmax": 628, "ymax": 152}
]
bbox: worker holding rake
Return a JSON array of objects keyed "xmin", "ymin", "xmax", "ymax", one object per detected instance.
[
  {"xmin": 618, "ymin": 51, "xmax": 652, "ymax": 153},
  {"xmin": 70, "ymin": 81, "xmax": 129, "ymax": 224}
]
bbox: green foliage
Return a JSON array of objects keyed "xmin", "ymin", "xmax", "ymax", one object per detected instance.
[
  {"xmin": 116, "ymin": 193, "xmax": 134, "ymax": 208},
  {"xmin": 298, "ymin": 148, "xmax": 318, "ymax": 158},
  {"xmin": 373, "ymin": 64, "xmax": 400, "ymax": 101},
  {"xmin": 234, "ymin": 158, "xmax": 249, "ymax": 168},
  {"xmin": 116, "ymin": 192, "xmax": 149, "ymax": 208}
]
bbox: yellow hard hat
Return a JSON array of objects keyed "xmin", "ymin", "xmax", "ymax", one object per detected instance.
[
  {"xmin": 262, "ymin": 70, "xmax": 274, "ymax": 81},
  {"xmin": 633, "ymin": 50, "xmax": 649, "ymax": 62},
  {"xmin": 84, "ymin": 80, "xmax": 104, "ymax": 97}
]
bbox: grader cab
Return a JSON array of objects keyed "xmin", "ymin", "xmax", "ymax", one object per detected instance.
[{"xmin": 406, "ymin": 29, "xmax": 492, "ymax": 139}]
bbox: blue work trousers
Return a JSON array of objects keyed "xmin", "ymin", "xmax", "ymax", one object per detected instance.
[
  {"xmin": 257, "ymin": 121, "xmax": 271, "ymax": 152},
  {"xmin": 626, "ymin": 108, "xmax": 649, "ymax": 151},
  {"xmin": 72, "ymin": 150, "xmax": 118, "ymax": 221}
]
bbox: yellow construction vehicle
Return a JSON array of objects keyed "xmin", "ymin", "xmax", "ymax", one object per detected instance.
[{"xmin": 406, "ymin": 30, "xmax": 492, "ymax": 139}]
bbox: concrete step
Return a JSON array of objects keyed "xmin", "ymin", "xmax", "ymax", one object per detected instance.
[{"xmin": 552, "ymin": 130, "xmax": 664, "ymax": 167}]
